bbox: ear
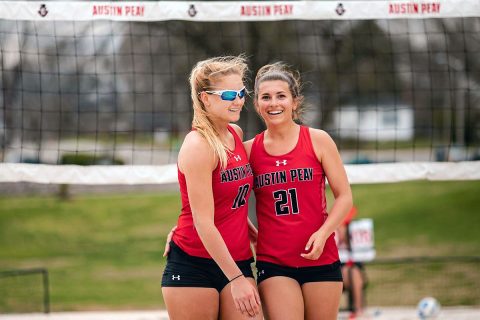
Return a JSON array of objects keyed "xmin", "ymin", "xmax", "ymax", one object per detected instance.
[
  {"xmin": 291, "ymin": 98, "xmax": 300, "ymax": 120},
  {"xmin": 292, "ymin": 97, "xmax": 299, "ymax": 111},
  {"xmin": 199, "ymin": 91, "xmax": 210, "ymax": 109}
]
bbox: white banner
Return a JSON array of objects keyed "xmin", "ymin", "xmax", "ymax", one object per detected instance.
[
  {"xmin": 0, "ymin": 163, "xmax": 178, "ymax": 185},
  {"xmin": 1, "ymin": 161, "xmax": 479, "ymax": 185},
  {"xmin": 344, "ymin": 161, "xmax": 480, "ymax": 184},
  {"xmin": 0, "ymin": 1, "xmax": 478, "ymax": 22}
]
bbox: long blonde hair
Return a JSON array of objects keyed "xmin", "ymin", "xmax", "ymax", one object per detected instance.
[{"xmin": 189, "ymin": 55, "xmax": 248, "ymax": 169}]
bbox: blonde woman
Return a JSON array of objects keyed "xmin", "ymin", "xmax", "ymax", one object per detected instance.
[{"xmin": 161, "ymin": 56, "xmax": 262, "ymax": 320}]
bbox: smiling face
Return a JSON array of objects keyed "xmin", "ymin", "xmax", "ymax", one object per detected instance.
[
  {"xmin": 199, "ymin": 73, "xmax": 245, "ymax": 124},
  {"xmin": 255, "ymin": 80, "xmax": 298, "ymax": 126}
]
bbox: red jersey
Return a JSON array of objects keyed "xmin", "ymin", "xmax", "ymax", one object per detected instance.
[
  {"xmin": 250, "ymin": 126, "xmax": 339, "ymax": 267},
  {"xmin": 173, "ymin": 125, "xmax": 254, "ymax": 261}
]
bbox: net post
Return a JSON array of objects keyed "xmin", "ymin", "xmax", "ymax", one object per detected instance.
[{"xmin": 41, "ymin": 268, "xmax": 50, "ymax": 314}]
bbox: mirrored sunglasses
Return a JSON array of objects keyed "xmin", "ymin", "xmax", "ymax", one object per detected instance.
[{"xmin": 205, "ymin": 87, "xmax": 246, "ymax": 101}]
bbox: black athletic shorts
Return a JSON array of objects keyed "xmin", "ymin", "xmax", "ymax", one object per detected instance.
[
  {"xmin": 256, "ymin": 260, "xmax": 343, "ymax": 285},
  {"xmin": 161, "ymin": 241, "xmax": 255, "ymax": 292}
]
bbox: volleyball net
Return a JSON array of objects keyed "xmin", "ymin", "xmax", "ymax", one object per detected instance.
[{"xmin": 1, "ymin": 0, "xmax": 479, "ymax": 185}]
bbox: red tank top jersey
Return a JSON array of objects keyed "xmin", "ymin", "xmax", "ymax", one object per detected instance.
[
  {"xmin": 250, "ymin": 126, "xmax": 339, "ymax": 267},
  {"xmin": 173, "ymin": 125, "xmax": 254, "ymax": 261}
]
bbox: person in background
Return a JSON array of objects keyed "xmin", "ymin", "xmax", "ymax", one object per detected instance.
[
  {"xmin": 161, "ymin": 56, "xmax": 262, "ymax": 320},
  {"xmin": 337, "ymin": 206, "xmax": 367, "ymax": 318}
]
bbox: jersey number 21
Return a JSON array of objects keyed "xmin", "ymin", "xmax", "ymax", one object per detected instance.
[{"xmin": 273, "ymin": 188, "xmax": 299, "ymax": 216}]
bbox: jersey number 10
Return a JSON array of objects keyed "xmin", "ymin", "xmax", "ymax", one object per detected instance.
[{"xmin": 232, "ymin": 184, "xmax": 250, "ymax": 209}]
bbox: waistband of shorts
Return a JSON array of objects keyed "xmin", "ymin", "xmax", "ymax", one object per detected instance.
[
  {"xmin": 256, "ymin": 259, "xmax": 341, "ymax": 271},
  {"xmin": 170, "ymin": 240, "xmax": 254, "ymax": 266}
]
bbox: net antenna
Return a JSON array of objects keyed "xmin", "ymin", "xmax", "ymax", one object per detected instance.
[{"xmin": 1, "ymin": 1, "xmax": 479, "ymax": 185}]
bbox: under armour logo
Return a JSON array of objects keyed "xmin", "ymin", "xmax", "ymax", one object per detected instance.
[
  {"xmin": 258, "ymin": 270, "xmax": 265, "ymax": 277},
  {"xmin": 234, "ymin": 155, "xmax": 242, "ymax": 161},
  {"xmin": 172, "ymin": 275, "xmax": 180, "ymax": 281},
  {"xmin": 276, "ymin": 160, "xmax": 287, "ymax": 166}
]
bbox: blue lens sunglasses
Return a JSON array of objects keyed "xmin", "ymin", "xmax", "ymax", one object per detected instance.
[{"xmin": 205, "ymin": 87, "xmax": 246, "ymax": 101}]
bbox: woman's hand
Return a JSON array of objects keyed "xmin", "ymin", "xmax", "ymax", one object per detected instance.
[
  {"xmin": 301, "ymin": 230, "xmax": 328, "ymax": 260},
  {"xmin": 162, "ymin": 225, "xmax": 177, "ymax": 257},
  {"xmin": 230, "ymin": 276, "xmax": 262, "ymax": 318}
]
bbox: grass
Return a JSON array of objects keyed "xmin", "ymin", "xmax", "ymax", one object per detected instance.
[
  {"xmin": 0, "ymin": 193, "xmax": 180, "ymax": 311},
  {"xmin": 348, "ymin": 180, "xmax": 480, "ymax": 256},
  {"xmin": 1, "ymin": 180, "xmax": 480, "ymax": 311},
  {"xmin": 366, "ymin": 260, "xmax": 480, "ymax": 306}
]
